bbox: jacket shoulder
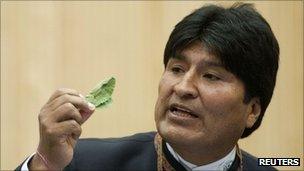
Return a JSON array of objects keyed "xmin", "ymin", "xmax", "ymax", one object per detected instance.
[
  {"xmin": 64, "ymin": 132, "xmax": 157, "ymax": 171},
  {"xmin": 242, "ymin": 150, "xmax": 277, "ymax": 171}
]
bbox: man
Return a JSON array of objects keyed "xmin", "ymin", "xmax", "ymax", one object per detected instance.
[{"xmin": 16, "ymin": 3, "xmax": 279, "ymax": 171}]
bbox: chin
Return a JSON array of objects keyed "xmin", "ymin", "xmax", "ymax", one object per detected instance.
[{"xmin": 156, "ymin": 120, "xmax": 203, "ymax": 147}]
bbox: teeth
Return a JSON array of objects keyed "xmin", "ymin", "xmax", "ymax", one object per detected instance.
[
  {"xmin": 171, "ymin": 106, "xmax": 191, "ymax": 114},
  {"xmin": 175, "ymin": 107, "xmax": 191, "ymax": 113},
  {"xmin": 172, "ymin": 109, "xmax": 193, "ymax": 118},
  {"xmin": 170, "ymin": 107, "xmax": 197, "ymax": 118}
]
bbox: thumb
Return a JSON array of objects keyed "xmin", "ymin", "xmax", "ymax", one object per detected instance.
[{"xmin": 80, "ymin": 104, "xmax": 95, "ymax": 123}]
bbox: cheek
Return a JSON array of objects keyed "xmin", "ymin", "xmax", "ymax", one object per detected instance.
[
  {"xmin": 200, "ymin": 86, "xmax": 248, "ymax": 139},
  {"xmin": 155, "ymin": 74, "xmax": 174, "ymax": 116},
  {"xmin": 158, "ymin": 74, "xmax": 175, "ymax": 100},
  {"xmin": 201, "ymin": 85, "xmax": 246, "ymax": 118}
]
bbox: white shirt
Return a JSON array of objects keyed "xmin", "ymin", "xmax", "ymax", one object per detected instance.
[
  {"xmin": 166, "ymin": 143, "xmax": 236, "ymax": 171},
  {"xmin": 21, "ymin": 144, "xmax": 236, "ymax": 171},
  {"xmin": 20, "ymin": 153, "xmax": 35, "ymax": 171}
]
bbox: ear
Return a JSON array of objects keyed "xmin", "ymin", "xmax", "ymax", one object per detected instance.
[{"xmin": 246, "ymin": 97, "xmax": 261, "ymax": 128}]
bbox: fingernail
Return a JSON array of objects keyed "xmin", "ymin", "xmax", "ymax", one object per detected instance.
[
  {"xmin": 88, "ymin": 102, "xmax": 95, "ymax": 110},
  {"xmin": 79, "ymin": 94, "xmax": 85, "ymax": 99}
]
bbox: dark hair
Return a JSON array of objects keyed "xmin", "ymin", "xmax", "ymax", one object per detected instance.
[{"xmin": 164, "ymin": 3, "xmax": 279, "ymax": 138}]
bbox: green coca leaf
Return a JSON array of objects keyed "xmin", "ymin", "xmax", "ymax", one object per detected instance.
[{"xmin": 85, "ymin": 77, "xmax": 116, "ymax": 109}]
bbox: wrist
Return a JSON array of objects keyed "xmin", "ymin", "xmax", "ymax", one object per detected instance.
[
  {"xmin": 29, "ymin": 151, "xmax": 62, "ymax": 171},
  {"xmin": 29, "ymin": 154, "xmax": 49, "ymax": 170}
]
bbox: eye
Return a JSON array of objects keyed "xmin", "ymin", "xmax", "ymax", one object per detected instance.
[
  {"xmin": 170, "ymin": 66, "xmax": 185, "ymax": 74},
  {"xmin": 203, "ymin": 73, "xmax": 220, "ymax": 81}
]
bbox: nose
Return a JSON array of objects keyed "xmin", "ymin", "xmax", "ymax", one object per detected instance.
[{"xmin": 173, "ymin": 72, "xmax": 198, "ymax": 99}]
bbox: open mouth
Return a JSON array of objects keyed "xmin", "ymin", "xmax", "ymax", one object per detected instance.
[{"xmin": 169, "ymin": 104, "xmax": 198, "ymax": 118}]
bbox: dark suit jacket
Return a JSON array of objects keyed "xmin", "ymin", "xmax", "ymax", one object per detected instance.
[{"xmin": 16, "ymin": 132, "xmax": 277, "ymax": 171}]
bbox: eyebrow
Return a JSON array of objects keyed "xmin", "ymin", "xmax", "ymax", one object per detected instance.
[
  {"xmin": 172, "ymin": 54, "xmax": 224, "ymax": 68},
  {"xmin": 172, "ymin": 54, "xmax": 186, "ymax": 60}
]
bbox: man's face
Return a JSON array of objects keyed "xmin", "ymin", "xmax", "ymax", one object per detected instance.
[{"xmin": 155, "ymin": 42, "xmax": 255, "ymax": 152}]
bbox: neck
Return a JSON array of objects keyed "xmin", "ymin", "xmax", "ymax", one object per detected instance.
[{"xmin": 169, "ymin": 143, "xmax": 236, "ymax": 166}]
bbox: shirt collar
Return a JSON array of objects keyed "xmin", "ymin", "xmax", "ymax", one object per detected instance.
[{"xmin": 166, "ymin": 143, "xmax": 236, "ymax": 171}]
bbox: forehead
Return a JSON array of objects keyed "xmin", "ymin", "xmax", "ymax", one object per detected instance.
[{"xmin": 173, "ymin": 42, "xmax": 222, "ymax": 67}]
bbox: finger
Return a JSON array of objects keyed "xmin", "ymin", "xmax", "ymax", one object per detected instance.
[
  {"xmin": 48, "ymin": 94, "xmax": 94, "ymax": 113},
  {"xmin": 47, "ymin": 88, "xmax": 80, "ymax": 103},
  {"xmin": 52, "ymin": 103, "xmax": 83, "ymax": 124},
  {"xmin": 53, "ymin": 120, "xmax": 82, "ymax": 140},
  {"xmin": 79, "ymin": 109, "xmax": 95, "ymax": 123}
]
